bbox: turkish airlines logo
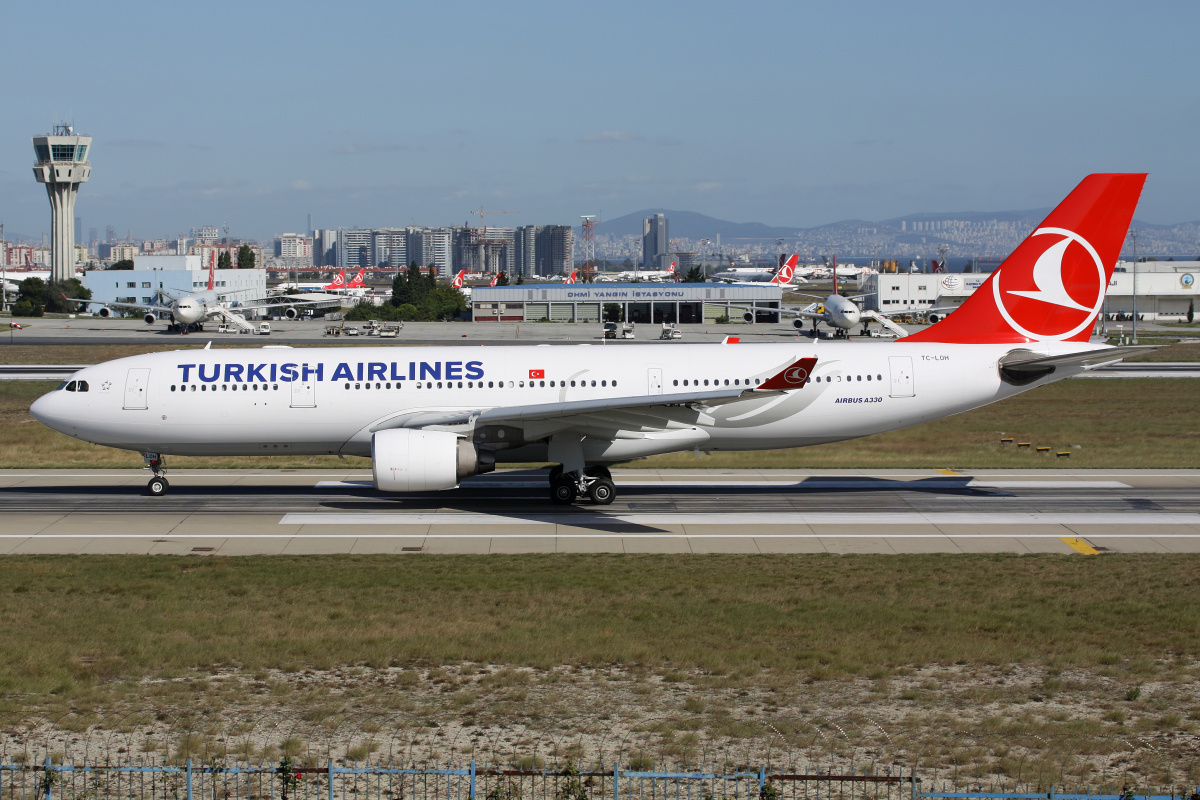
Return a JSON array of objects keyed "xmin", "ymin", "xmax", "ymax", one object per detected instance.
[
  {"xmin": 993, "ymin": 227, "xmax": 1106, "ymax": 341},
  {"xmin": 782, "ymin": 365, "xmax": 809, "ymax": 385}
]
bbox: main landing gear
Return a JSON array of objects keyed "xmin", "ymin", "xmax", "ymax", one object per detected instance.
[
  {"xmin": 548, "ymin": 465, "xmax": 615, "ymax": 506},
  {"xmin": 143, "ymin": 452, "xmax": 169, "ymax": 496}
]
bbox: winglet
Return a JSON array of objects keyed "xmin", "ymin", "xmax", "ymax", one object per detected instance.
[{"xmin": 759, "ymin": 357, "xmax": 818, "ymax": 390}]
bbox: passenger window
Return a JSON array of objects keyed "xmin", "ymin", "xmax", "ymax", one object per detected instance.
[
  {"xmin": 539, "ymin": 381, "xmax": 544, "ymax": 387},
  {"xmin": 438, "ymin": 382, "xmax": 443, "ymax": 389},
  {"xmin": 191, "ymin": 385, "xmax": 197, "ymax": 392},
  {"xmin": 734, "ymin": 379, "xmax": 740, "ymax": 386},
  {"xmin": 612, "ymin": 380, "xmax": 617, "ymax": 387},
  {"xmin": 488, "ymin": 381, "xmax": 494, "ymax": 388},
  {"xmin": 601, "ymin": 380, "xmax": 607, "ymax": 387},
  {"xmin": 222, "ymin": 385, "xmax": 228, "ymax": 391},
  {"xmin": 590, "ymin": 380, "xmax": 596, "ymax": 387},
  {"xmin": 570, "ymin": 380, "xmax": 576, "ymax": 387},
  {"xmin": 703, "ymin": 380, "xmax": 709, "ymax": 386},
  {"xmin": 345, "ymin": 384, "xmax": 351, "ymax": 390},
  {"xmin": 866, "ymin": 375, "xmax": 872, "ymax": 381},
  {"xmin": 170, "ymin": 385, "xmax": 176, "ymax": 392}
]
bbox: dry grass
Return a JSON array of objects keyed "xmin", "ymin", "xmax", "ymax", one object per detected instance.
[{"xmin": 0, "ymin": 554, "xmax": 1196, "ymax": 695}]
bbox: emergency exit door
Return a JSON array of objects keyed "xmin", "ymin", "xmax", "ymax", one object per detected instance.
[
  {"xmin": 888, "ymin": 356, "xmax": 915, "ymax": 398},
  {"xmin": 123, "ymin": 368, "xmax": 150, "ymax": 410},
  {"xmin": 648, "ymin": 368, "xmax": 663, "ymax": 395}
]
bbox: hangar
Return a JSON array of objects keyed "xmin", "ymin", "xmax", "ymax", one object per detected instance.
[
  {"xmin": 863, "ymin": 261, "xmax": 1200, "ymax": 322},
  {"xmin": 470, "ymin": 282, "xmax": 783, "ymax": 324}
]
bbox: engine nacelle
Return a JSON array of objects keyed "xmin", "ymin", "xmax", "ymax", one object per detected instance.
[
  {"xmin": 793, "ymin": 318, "xmax": 805, "ymax": 329},
  {"xmin": 742, "ymin": 311, "xmax": 754, "ymax": 323},
  {"xmin": 143, "ymin": 313, "xmax": 157, "ymax": 325},
  {"xmin": 97, "ymin": 306, "xmax": 112, "ymax": 319},
  {"xmin": 927, "ymin": 313, "xmax": 940, "ymax": 324},
  {"xmin": 283, "ymin": 306, "xmax": 298, "ymax": 320},
  {"xmin": 371, "ymin": 428, "xmax": 494, "ymax": 492}
]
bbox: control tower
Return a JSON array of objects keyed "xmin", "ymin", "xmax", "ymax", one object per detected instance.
[{"xmin": 32, "ymin": 124, "xmax": 92, "ymax": 282}]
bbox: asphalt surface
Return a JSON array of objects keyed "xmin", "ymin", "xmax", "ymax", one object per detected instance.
[{"xmin": 1, "ymin": 469, "xmax": 1198, "ymax": 555}]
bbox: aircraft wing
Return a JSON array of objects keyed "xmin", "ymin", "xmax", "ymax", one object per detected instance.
[
  {"xmin": 227, "ymin": 296, "xmax": 340, "ymax": 313},
  {"xmin": 371, "ymin": 357, "xmax": 819, "ymax": 432},
  {"xmin": 728, "ymin": 303, "xmax": 824, "ymax": 320},
  {"xmin": 64, "ymin": 296, "xmax": 172, "ymax": 314}
]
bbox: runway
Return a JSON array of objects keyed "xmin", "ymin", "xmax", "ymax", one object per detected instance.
[{"xmin": 1, "ymin": 469, "xmax": 1199, "ymax": 555}]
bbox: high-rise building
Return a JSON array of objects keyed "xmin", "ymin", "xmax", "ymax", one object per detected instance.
[
  {"xmin": 337, "ymin": 229, "xmax": 373, "ymax": 269},
  {"xmin": 405, "ymin": 227, "xmax": 453, "ymax": 276},
  {"xmin": 32, "ymin": 123, "xmax": 92, "ymax": 281},
  {"xmin": 372, "ymin": 228, "xmax": 407, "ymax": 268},
  {"xmin": 516, "ymin": 225, "xmax": 574, "ymax": 277},
  {"xmin": 313, "ymin": 229, "xmax": 338, "ymax": 267},
  {"xmin": 274, "ymin": 234, "xmax": 313, "ymax": 260},
  {"xmin": 643, "ymin": 213, "xmax": 669, "ymax": 271},
  {"xmin": 453, "ymin": 226, "xmax": 515, "ymax": 274}
]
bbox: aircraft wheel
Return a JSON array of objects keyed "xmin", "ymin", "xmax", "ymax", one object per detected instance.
[
  {"xmin": 587, "ymin": 478, "xmax": 615, "ymax": 505},
  {"xmin": 147, "ymin": 477, "xmax": 169, "ymax": 497},
  {"xmin": 550, "ymin": 477, "xmax": 577, "ymax": 505}
]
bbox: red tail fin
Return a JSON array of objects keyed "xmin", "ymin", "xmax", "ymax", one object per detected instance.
[
  {"xmin": 208, "ymin": 251, "xmax": 215, "ymax": 291},
  {"xmin": 771, "ymin": 255, "xmax": 796, "ymax": 285},
  {"xmin": 564, "ymin": 271, "xmax": 577, "ymax": 284},
  {"xmin": 452, "ymin": 270, "xmax": 465, "ymax": 289},
  {"xmin": 905, "ymin": 174, "xmax": 1146, "ymax": 344}
]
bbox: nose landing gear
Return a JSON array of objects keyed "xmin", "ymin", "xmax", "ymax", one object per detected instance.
[
  {"xmin": 143, "ymin": 452, "xmax": 170, "ymax": 496},
  {"xmin": 548, "ymin": 465, "xmax": 615, "ymax": 505}
]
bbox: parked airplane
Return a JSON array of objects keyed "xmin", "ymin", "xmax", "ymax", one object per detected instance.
[
  {"xmin": 745, "ymin": 257, "xmax": 907, "ymax": 337},
  {"xmin": 32, "ymin": 174, "xmax": 1149, "ymax": 506},
  {"xmin": 714, "ymin": 255, "xmax": 804, "ymax": 286},
  {"xmin": 66, "ymin": 255, "xmax": 332, "ymax": 332},
  {"xmin": 563, "ymin": 271, "xmax": 578, "ymax": 284}
]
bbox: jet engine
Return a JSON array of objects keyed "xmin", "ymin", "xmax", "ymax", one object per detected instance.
[
  {"xmin": 371, "ymin": 429, "xmax": 494, "ymax": 492},
  {"xmin": 926, "ymin": 313, "xmax": 941, "ymax": 324},
  {"xmin": 282, "ymin": 306, "xmax": 298, "ymax": 320},
  {"xmin": 97, "ymin": 307, "xmax": 112, "ymax": 318},
  {"xmin": 143, "ymin": 313, "xmax": 157, "ymax": 325},
  {"xmin": 742, "ymin": 311, "xmax": 754, "ymax": 323},
  {"xmin": 792, "ymin": 318, "xmax": 806, "ymax": 329}
]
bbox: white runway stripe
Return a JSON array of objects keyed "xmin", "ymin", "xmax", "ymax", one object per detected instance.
[
  {"xmin": 280, "ymin": 512, "xmax": 1200, "ymax": 527},
  {"xmin": 314, "ymin": 480, "xmax": 1132, "ymax": 490}
]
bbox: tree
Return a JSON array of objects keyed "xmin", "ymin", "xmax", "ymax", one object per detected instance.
[
  {"xmin": 406, "ymin": 264, "xmax": 429, "ymax": 305},
  {"xmin": 391, "ymin": 269, "xmax": 411, "ymax": 307},
  {"xmin": 495, "ymin": 271, "xmax": 509, "ymax": 286},
  {"xmin": 1189, "ymin": 299, "xmax": 1195, "ymax": 324},
  {"xmin": 217, "ymin": 251, "xmax": 233, "ymax": 269},
  {"xmin": 515, "ymin": 272, "xmax": 525, "ymax": 285},
  {"xmin": 684, "ymin": 266, "xmax": 705, "ymax": 283},
  {"xmin": 237, "ymin": 245, "xmax": 255, "ymax": 270},
  {"xmin": 426, "ymin": 266, "xmax": 437, "ymax": 292},
  {"xmin": 109, "ymin": 259, "xmax": 135, "ymax": 270}
]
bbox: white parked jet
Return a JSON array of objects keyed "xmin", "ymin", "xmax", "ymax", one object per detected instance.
[
  {"xmin": 33, "ymin": 174, "xmax": 1149, "ymax": 505},
  {"xmin": 66, "ymin": 256, "xmax": 333, "ymax": 332}
]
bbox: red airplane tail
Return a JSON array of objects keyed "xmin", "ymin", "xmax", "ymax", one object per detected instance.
[
  {"xmin": 564, "ymin": 271, "xmax": 577, "ymax": 284},
  {"xmin": 208, "ymin": 251, "xmax": 216, "ymax": 291},
  {"xmin": 905, "ymin": 173, "xmax": 1147, "ymax": 345},
  {"xmin": 324, "ymin": 270, "xmax": 346, "ymax": 290},
  {"xmin": 346, "ymin": 269, "xmax": 366, "ymax": 288},
  {"xmin": 452, "ymin": 270, "xmax": 465, "ymax": 289},
  {"xmin": 772, "ymin": 254, "xmax": 798, "ymax": 285}
]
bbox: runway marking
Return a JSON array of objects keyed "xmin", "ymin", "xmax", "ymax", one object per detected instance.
[
  {"xmin": 279, "ymin": 512, "xmax": 1200, "ymax": 526},
  {"xmin": 315, "ymin": 479, "xmax": 1133, "ymax": 490},
  {"xmin": 1059, "ymin": 537, "xmax": 1100, "ymax": 555}
]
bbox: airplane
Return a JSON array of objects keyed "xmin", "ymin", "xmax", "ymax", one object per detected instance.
[
  {"xmin": 31, "ymin": 173, "xmax": 1151, "ymax": 507},
  {"xmin": 324, "ymin": 270, "xmax": 347, "ymax": 290},
  {"xmin": 714, "ymin": 255, "xmax": 804, "ymax": 286},
  {"xmin": 563, "ymin": 271, "xmax": 578, "ymax": 284},
  {"xmin": 616, "ymin": 262, "xmax": 677, "ymax": 282},
  {"xmin": 451, "ymin": 270, "xmax": 473, "ymax": 300},
  {"xmin": 65, "ymin": 253, "xmax": 333, "ymax": 332}
]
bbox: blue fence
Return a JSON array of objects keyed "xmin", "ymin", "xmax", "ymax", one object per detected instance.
[{"xmin": 0, "ymin": 759, "xmax": 1194, "ymax": 800}]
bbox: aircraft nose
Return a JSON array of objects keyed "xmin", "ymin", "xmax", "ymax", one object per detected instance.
[{"xmin": 30, "ymin": 391, "xmax": 64, "ymax": 430}]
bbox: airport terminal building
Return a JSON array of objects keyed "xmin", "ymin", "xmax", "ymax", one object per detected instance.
[
  {"xmin": 83, "ymin": 255, "xmax": 267, "ymax": 309},
  {"xmin": 470, "ymin": 282, "xmax": 782, "ymax": 324},
  {"xmin": 864, "ymin": 261, "xmax": 1200, "ymax": 321}
]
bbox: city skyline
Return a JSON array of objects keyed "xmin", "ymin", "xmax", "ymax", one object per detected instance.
[{"xmin": 1, "ymin": 2, "xmax": 1198, "ymax": 243}]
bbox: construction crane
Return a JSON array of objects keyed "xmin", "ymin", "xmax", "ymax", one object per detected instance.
[{"xmin": 469, "ymin": 208, "xmax": 520, "ymax": 273}]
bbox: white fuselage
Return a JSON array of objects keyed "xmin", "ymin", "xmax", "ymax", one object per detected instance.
[{"xmin": 30, "ymin": 340, "xmax": 1087, "ymax": 462}]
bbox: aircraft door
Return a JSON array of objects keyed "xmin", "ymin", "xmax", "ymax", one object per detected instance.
[
  {"xmin": 888, "ymin": 356, "xmax": 915, "ymax": 398},
  {"xmin": 290, "ymin": 378, "xmax": 317, "ymax": 408},
  {"xmin": 123, "ymin": 368, "xmax": 150, "ymax": 410},
  {"xmin": 648, "ymin": 368, "xmax": 663, "ymax": 395}
]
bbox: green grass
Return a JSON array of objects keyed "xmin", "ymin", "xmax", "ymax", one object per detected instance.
[{"xmin": 1, "ymin": 554, "xmax": 1197, "ymax": 696}]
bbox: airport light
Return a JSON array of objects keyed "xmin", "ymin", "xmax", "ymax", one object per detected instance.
[{"xmin": 1129, "ymin": 228, "xmax": 1138, "ymax": 344}]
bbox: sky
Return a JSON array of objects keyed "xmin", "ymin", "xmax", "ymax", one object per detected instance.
[{"xmin": 1, "ymin": 0, "xmax": 1197, "ymax": 243}]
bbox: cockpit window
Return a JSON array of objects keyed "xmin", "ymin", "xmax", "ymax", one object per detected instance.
[
  {"xmin": 77, "ymin": 381, "xmax": 89, "ymax": 392},
  {"xmin": 56, "ymin": 381, "xmax": 68, "ymax": 391},
  {"xmin": 65, "ymin": 381, "xmax": 77, "ymax": 392}
]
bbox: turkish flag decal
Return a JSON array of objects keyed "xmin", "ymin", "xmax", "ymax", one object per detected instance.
[{"xmin": 529, "ymin": 369, "xmax": 545, "ymax": 379}]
